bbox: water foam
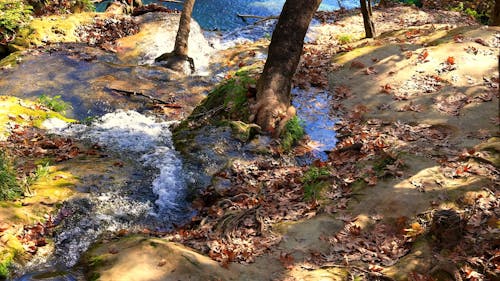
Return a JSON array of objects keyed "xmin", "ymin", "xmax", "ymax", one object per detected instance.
[
  {"xmin": 42, "ymin": 111, "xmax": 190, "ymax": 267},
  {"xmin": 44, "ymin": 110, "xmax": 187, "ymax": 215}
]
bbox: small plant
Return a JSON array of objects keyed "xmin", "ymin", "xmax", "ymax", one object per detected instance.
[
  {"xmin": 82, "ymin": 115, "xmax": 97, "ymax": 125},
  {"xmin": 337, "ymin": 34, "xmax": 353, "ymax": 45},
  {"xmin": 0, "ymin": 253, "xmax": 13, "ymax": 279},
  {"xmin": 281, "ymin": 116, "xmax": 305, "ymax": 151},
  {"xmin": 0, "ymin": 150, "xmax": 22, "ymax": 201},
  {"xmin": 450, "ymin": 2, "xmax": 490, "ymax": 24},
  {"xmin": 20, "ymin": 161, "xmax": 50, "ymax": 195},
  {"xmin": 26, "ymin": 0, "xmax": 94, "ymax": 15},
  {"xmin": 401, "ymin": 0, "xmax": 422, "ymax": 7},
  {"xmin": 37, "ymin": 94, "xmax": 72, "ymax": 113},
  {"xmin": 0, "ymin": 0, "xmax": 33, "ymax": 44},
  {"xmin": 302, "ymin": 166, "xmax": 330, "ymax": 201}
]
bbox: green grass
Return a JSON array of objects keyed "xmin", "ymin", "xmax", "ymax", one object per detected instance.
[
  {"xmin": 337, "ymin": 34, "xmax": 353, "ymax": 45},
  {"xmin": 20, "ymin": 161, "xmax": 50, "ymax": 195},
  {"xmin": 0, "ymin": 151, "xmax": 22, "ymax": 201},
  {"xmin": 0, "ymin": 253, "xmax": 13, "ymax": 279},
  {"xmin": 37, "ymin": 94, "xmax": 72, "ymax": 113},
  {"xmin": 281, "ymin": 116, "xmax": 305, "ymax": 151}
]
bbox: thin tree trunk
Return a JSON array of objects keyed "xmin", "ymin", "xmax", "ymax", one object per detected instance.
[
  {"xmin": 173, "ymin": 0, "xmax": 195, "ymax": 57},
  {"xmin": 253, "ymin": 0, "xmax": 321, "ymax": 135},
  {"xmin": 360, "ymin": 0, "xmax": 376, "ymax": 38},
  {"xmin": 491, "ymin": 0, "xmax": 500, "ymax": 26},
  {"xmin": 155, "ymin": 0, "xmax": 195, "ymax": 73}
]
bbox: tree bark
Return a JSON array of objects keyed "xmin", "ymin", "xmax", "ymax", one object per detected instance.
[
  {"xmin": 173, "ymin": 0, "xmax": 195, "ymax": 57},
  {"xmin": 155, "ymin": 0, "xmax": 195, "ymax": 73},
  {"xmin": 491, "ymin": 0, "xmax": 500, "ymax": 26},
  {"xmin": 253, "ymin": 0, "xmax": 321, "ymax": 135},
  {"xmin": 360, "ymin": 0, "xmax": 376, "ymax": 38}
]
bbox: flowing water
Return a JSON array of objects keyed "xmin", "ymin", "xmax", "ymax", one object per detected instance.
[
  {"xmin": 42, "ymin": 111, "xmax": 191, "ymax": 266},
  {"xmin": 3, "ymin": 3, "xmax": 341, "ymax": 278},
  {"xmin": 97, "ymin": 0, "xmax": 359, "ymax": 30}
]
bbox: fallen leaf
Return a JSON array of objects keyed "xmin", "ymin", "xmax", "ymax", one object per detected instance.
[
  {"xmin": 279, "ymin": 252, "xmax": 295, "ymax": 269},
  {"xmin": 446, "ymin": 56, "xmax": 455, "ymax": 65},
  {"xmin": 474, "ymin": 38, "xmax": 489, "ymax": 47}
]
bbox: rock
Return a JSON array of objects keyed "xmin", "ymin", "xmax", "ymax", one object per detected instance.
[
  {"xmin": 429, "ymin": 209, "xmax": 464, "ymax": 250},
  {"xmin": 474, "ymin": 137, "xmax": 500, "ymax": 168},
  {"xmin": 115, "ymin": 12, "xmax": 213, "ymax": 72},
  {"xmin": 228, "ymin": 120, "xmax": 261, "ymax": 142},
  {"xmin": 84, "ymin": 235, "xmax": 235, "ymax": 281},
  {"xmin": 212, "ymin": 177, "xmax": 232, "ymax": 194}
]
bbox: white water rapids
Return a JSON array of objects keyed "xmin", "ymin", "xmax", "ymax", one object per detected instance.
[{"xmin": 40, "ymin": 110, "xmax": 190, "ymax": 267}]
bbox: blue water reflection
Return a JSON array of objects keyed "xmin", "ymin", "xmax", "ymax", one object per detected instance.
[
  {"xmin": 98, "ymin": 0, "xmax": 358, "ymax": 30},
  {"xmin": 292, "ymin": 88, "xmax": 338, "ymax": 159}
]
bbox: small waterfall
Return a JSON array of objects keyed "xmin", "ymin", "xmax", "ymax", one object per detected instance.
[{"xmin": 39, "ymin": 110, "xmax": 191, "ymax": 268}]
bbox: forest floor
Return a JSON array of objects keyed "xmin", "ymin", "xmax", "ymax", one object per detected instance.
[
  {"xmin": 86, "ymin": 5, "xmax": 499, "ymax": 281},
  {"xmin": 0, "ymin": 3, "xmax": 498, "ymax": 281}
]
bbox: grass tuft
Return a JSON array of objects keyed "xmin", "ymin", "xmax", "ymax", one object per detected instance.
[
  {"xmin": 37, "ymin": 94, "xmax": 72, "ymax": 113},
  {"xmin": 0, "ymin": 150, "xmax": 22, "ymax": 201},
  {"xmin": 281, "ymin": 116, "xmax": 305, "ymax": 151}
]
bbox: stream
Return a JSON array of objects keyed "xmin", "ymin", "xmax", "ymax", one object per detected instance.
[{"xmin": 1, "ymin": 5, "xmax": 339, "ymax": 280}]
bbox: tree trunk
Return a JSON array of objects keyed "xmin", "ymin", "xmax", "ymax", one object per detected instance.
[
  {"xmin": 174, "ymin": 0, "xmax": 195, "ymax": 57},
  {"xmin": 253, "ymin": 0, "xmax": 321, "ymax": 135},
  {"xmin": 360, "ymin": 0, "xmax": 376, "ymax": 38},
  {"xmin": 155, "ymin": 0, "xmax": 196, "ymax": 73},
  {"xmin": 491, "ymin": 0, "xmax": 500, "ymax": 26}
]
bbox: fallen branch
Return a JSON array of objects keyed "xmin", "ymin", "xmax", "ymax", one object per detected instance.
[
  {"xmin": 157, "ymin": 0, "xmax": 184, "ymax": 4},
  {"xmin": 107, "ymin": 87, "xmax": 182, "ymax": 108},
  {"xmin": 236, "ymin": 14, "xmax": 278, "ymax": 25}
]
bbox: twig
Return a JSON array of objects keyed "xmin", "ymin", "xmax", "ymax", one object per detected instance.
[
  {"xmin": 107, "ymin": 87, "xmax": 182, "ymax": 108},
  {"xmin": 237, "ymin": 14, "xmax": 269, "ymax": 19},
  {"xmin": 157, "ymin": 0, "xmax": 184, "ymax": 4},
  {"xmin": 253, "ymin": 16, "xmax": 279, "ymax": 25}
]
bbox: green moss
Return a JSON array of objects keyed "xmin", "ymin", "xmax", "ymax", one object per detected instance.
[
  {"xmin": 13, "ymin": 12, "xmax": 98, "ymax": 48},
  {"xmin": 0, "ymin": 150, "xmax": 22, "ymax": 201},
  {"xmin": 281, "ymin": 116, "xmax": 304, "ymax": 151},
  {"xmin": 0, "ymin": 0, "xmax": 33, "ymax": 44},
  {"xmin": 302, "ymin": 167, "xmax": 330, "ymax": 201},
  {"xmin": 190, "ymin": 71, "xmax": 256, "ymax": 123},
  {"xmin": 89, "ymin": 255, "xmax": 107, "ymax": 268},
  {"xmin": 0, "ymin": 51, "xmax": 22, "ymax": 68},
  {"xmin": 0, "ymin": 96, "xmax": 75, "ymax": 139}
]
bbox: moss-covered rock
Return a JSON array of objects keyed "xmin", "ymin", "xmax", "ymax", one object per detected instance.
[
  {"xmin": 0, "ymin": 96, "xmax": 74, "ymax": 140},
  {"xmin": 10, "ymin": 12, "xmax": 100, "ymax": 49}
]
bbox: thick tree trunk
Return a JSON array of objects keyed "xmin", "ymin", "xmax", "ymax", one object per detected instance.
[
  {"xmin": 155, "ymin": 0, "xmax": 196, "ymax": 73},
  {"xmin": 253, "ymin": 0, "xmax": 321, "ymax": 135},
  {"xmin": 491, "ymin": 0, "xmax": 500, "ymax": 26},
  {"xmin": 360, "ymin": 0, "xmax": 376, "ymax": 38}
]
